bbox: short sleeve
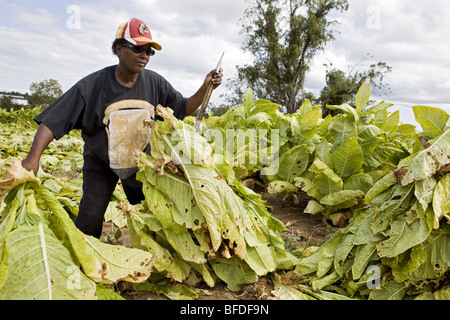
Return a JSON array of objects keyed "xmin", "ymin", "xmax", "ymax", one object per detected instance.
[
  {"xmin": 34, "ymin": 86, "xmax": 85, "ymax": 140},
  {"xmin": 157, "ymin": 76, "xmax": 187, "ymax": 120}
]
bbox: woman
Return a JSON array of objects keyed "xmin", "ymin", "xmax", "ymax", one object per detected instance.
[{"xmin": 21, "ymin": 18, "xmax": 223, "ymax": 238}]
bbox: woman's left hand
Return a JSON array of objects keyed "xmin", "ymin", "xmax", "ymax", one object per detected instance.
[{"xmin": 205, "ymin": 68, "xmax": 223, "ymax": 89}]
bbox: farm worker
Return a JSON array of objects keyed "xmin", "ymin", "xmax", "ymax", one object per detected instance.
[{"xmin": 21, "ymin": 18, "xmax": 223, "ymax": 238}]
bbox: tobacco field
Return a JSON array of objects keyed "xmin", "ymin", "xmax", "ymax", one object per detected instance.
[{"xmin": 0, "ymin": 84, "xmax": 449, "ymax": 300}]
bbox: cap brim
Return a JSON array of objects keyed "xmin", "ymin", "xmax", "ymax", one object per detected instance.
[{"xmin": 133, "ymin": 37, "xmax": 162, "ymax": 50}]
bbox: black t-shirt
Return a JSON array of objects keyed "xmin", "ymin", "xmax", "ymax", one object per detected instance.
[{"xmin": 35, "ymin": 65, "xmax": 187, "ymax": 164}]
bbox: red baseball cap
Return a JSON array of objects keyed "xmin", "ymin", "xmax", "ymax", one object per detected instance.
[{"xmin": 115, "ymin": 18, "xmax": 162, "ymax": 50}]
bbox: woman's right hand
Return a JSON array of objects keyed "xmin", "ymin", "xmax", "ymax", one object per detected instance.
[
  {"xmin": 21, "ymin": 123, "xmax": 55, "ymax": 176},
  {"xmin": 21, "ymin": 156, "xmax": 40, "ymax": 175}
]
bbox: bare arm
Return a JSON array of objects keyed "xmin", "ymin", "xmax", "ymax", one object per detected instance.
[
  {"xmin": 21, "ymin": 123, "xmax": 55, "ymax": 174},
  {"xmin": 186, "ymin": 68, "xmax": 223, "ymax": 116}
]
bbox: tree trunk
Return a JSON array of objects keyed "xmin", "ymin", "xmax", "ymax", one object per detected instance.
[{"xmin": 286, "ymin": 91, "xmax": 297, "ymax": 114}]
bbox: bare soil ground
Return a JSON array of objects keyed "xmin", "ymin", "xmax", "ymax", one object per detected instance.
[{"xmin": 101, "ymin": 190, "xmax": 338, "ymax": 300}]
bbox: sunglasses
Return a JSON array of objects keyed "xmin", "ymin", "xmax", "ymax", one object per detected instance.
[{"xmin": 120, "ymin": 43, "xmax": 155, "ymax": 56}]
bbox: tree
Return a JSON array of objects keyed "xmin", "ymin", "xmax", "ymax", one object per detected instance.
[
  {"xmin": 28, "ymin": 79, "xmax": 63, "ymax": 108},
  {"xmin": 314, "ymin": 58, "xmax": 392, "ymax": 116},
  {"xmin": 0, "ymin": 95, "xmax": 15, "ymax": 111},
  {"xmin": 230, "ymin": 0, "xmax": 349, "ymax": 113}
]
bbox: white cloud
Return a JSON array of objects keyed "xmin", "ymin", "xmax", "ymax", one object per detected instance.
[{"xmin": 16, "ymin": 7, "xmax": 57, "ymax": 31}]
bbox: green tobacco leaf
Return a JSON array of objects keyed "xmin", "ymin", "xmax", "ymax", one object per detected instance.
[
  {"xmin": 352, "ymin": 242, "xmax": 377, "ymax": 280},
  {"xmin": 364, "ymin": 103, "xmax": 390, "ymax": 128},
  {"xmin": 327, "ymin": 104, "xmax": 359, "ymax": 123},
  {"xmin": 137, "ymin": 280, "xmax": 200, "ymax": 300},
  {"xmin": 411, "ymin": 232, "xmax": 450, "ymax": 281},
  {"xmin": 414, "ymin": 177, "xmax": 437, "ymax": 212},
  {"xmin": 358, "ymin": 124, "xmax": 386, "ymax": 140},
  {"xmin": 376, "ymin": 208, "xmax": 433, "ymax": 258},
  {"xmin": 299, "ymin": 107, "xmax": 322, "ymax": 139},
  {"xmin": 0, "ymin": 159, "xmax": 38, "ymax": 203},
  {"xmin": 296, "ymin": 284, "xmax": 353, "ymax": 300},
  {"xmin": 381, "ymin": 110, "xmax": 400, "ymax": 133},
  {"xmin": 315, "ymin": 138, "xmax": 332, "ymax": 168},
  {"xmin": 249, "ymin": 99, "xmax": 280, "ymax": 116},
  {"xmin": 290, "ymin": 115, "xmax": 301, "ymax": 137},
  {"xmin": 244, "ymin": 245, "xmax": 277, "ymax": 276},
  {"xmin": 369, "ymin": 281, "xmax": 407, "ymax": 300},
  {"xmin": 171, "ymin": 124, "xmax": 215, "ymax": 169},
  {"xmin": 391, "ymin": 244, "xmax": 427, "ymax": 282},
  {"xmin": 271, "ymin": 277, "xmax": 309, "ymax": 300},
  {"xmin": 38, "ymin": 185, "xmax": 155, "ymax": 284},
  {"xmin": 295, "ymin": 249, "xmax": 321, "ymax": 275},
  {"xmin": 267, "ymin": 181, "xmax": 298, "ymax": 196},
  {"xmin": 0, "ymin": 223, "xmax": 96, "ymax": 300},
  {"xmin": 364, "ymin": 143, "xmax": 404, "ymax": 170},
  {"xmin": 170, "ymin": 160, "xmax": 224, "ymax": 252},
  {"xmin": 433, "ymin": 285, "xmax": 450, "ymax": 300},
  {"xmin": 432, "ymin": 174, "xmax": 450, "ymax": 229},
  {"xmin": 355, "ymin": 82, "xmax": 371, "ymax": 113},
  {"xmin": 141, "ymin": 178, "xmax": 187, "ymax": 234},
  {"xmin": 304, "ymin": 199, "xmax": 324, "ymax": 215},
  {"xmin": 328, "ymin": 117, "xmax": 357, "ymax": 150},
  {"xmin": 331, "ymin": 135, "xmax": 364, "ymax": 178},
  {"xmin": 162, "ymin": 122, "xmax": 251, "ymax": 255},
  {"xmin": 362, "ymin": 101, "xmax": 393, "ymax": 117},
  {"xmin": 394, "ymin": 129, "xmax": 450, "ymax": 186},
  {"xmin": 268, "ymin": 144, "xmax": 309, "ymax": 183},
  {"xmin": 413, "ymin": 105, "xmax": 449, "ymax": 139},
  {"xmin": 220, "ymin": 211, "xmax": 246, "ymax": 259},
  {"xmin": 138, "ymin": 157, "xmax": 205, "ymax": 232},
  {"xmin": 163, "ymin": 228, "xmax": 207, "ymax": 264},
  {"xmin": 190, "ymin": 162, "xmax": 249, "ymax": 258},
  {"xmin": 334, "ymin": 234, "xmax": 355, "ymax": 277},
  {"xmin": 245, "ymin": 112, "xmax": 272, "ymax": 128},
  {"xmin": 319, "ymin": 190, "xmax": 364, "ymax": 207},
  {"xmin": 294, "ymin": 177, "xmax": 322, "ymax": 200},
  {"xmin": 0, "ymin": 196, "xmax": 20, "ymax": 260},
  {"xmin": 311, "ymin": 271, "xmax": 341, "ymax": 291},
  {"xmin": 95, "ymin": 284, "xmax": 126, "ymax": 300},
  {"xmin": 227, "ymin": 181, "xmax": 270, "ymax": 247},
  {"xmin": 243, "ymin": 87, "xmax": 254, "ymax": 116},
  {"xmin": 309, "ymin": 159, "xmax": 343, "ymax": 197},
  {"xmin": 316, "ymin": 231, "xmax": 345, "ymax": 277},
  {"xmin": 297, "ymin": 99, "xmax": 313, "ymax": 117},
  {"xmin": 350, "ymin": 209, "xmax": 384, "ymax": 246},
  {"xmin": 370, "ymin": 184, "xmax": 414, "ymax": 234},
  {"xmin": 344, "ymin": 173, "xmax": 373, "ymax": 194},
  {"xmin": 210, "ymin": 257, "xmax": 258, "ymax": 292},
  {"xmin": 364, "ymin": 172, "xmax": 397, "ymax": 204},
  {"xmin": 77, "ymin": 234, "xmax": 155, "ymax": 284},
  {"xmin": 104, "ymin": 202, "xmax": 127, "ymax": 229},
  {"xmin": 127, "ymin": 213, "xmax": 193, "ymax": 284}
]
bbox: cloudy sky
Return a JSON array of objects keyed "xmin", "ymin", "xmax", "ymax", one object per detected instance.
[{"xmin": 1, "ymin": 0, "xmax": 450, "ymax": 126}]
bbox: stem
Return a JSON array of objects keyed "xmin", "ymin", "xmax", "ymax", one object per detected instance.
[
  {"xmin": 38, "ymin": 222, "xmax": 52, "ymax": 300},
  {"xmin": 139, "ymin": 153, "xmax": 190, "ymax": 187},
  {"xmin": 162, "ymin": 134, "xmax": 194, "ymax": 188}
]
